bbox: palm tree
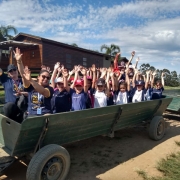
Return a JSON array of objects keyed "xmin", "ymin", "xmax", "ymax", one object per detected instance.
[
  {"xmin": 100, "ymin": 44, "xmax": 120, "ymax": 58},
  {"xmin": 0, "ymin": 25, "xmax": 18, "ymax": 42}
]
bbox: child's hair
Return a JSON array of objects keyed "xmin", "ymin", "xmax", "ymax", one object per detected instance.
[
  {"xmin": 154, "ymin": 80, "xmax": 162, "ymax": 89},
  {"xmin": 155, "ymin": 80, "xmax": 162, "ymax": 86},
  {"xmin": 119, "ymin": 82, "xmax": 127, "ymax": 89},
  {"xmin": 39, "ymin": 70, "xmax": 50, "ymax": 76}
]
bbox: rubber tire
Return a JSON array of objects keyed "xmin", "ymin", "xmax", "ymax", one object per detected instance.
[
  {"xmin": 26, "ymin": 144, "xmax": 70, "ymax": 180},
  {"xmin": 149, "ymin": 116, "xmax": 165, "ymax": 141}
]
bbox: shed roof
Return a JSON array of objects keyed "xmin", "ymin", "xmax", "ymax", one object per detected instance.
[
  {"xmin": 13, "ymin": 33, "xmax": 112, "ymax": 58},
  {"xmin": 0, "ymin": 40, "xmax": 37, "ymax": 48}
]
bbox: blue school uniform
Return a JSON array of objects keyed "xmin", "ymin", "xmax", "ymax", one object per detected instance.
[
  {"xmin": 114, "ymin": 90, "xmax": 130, "ymax": 105},
  {"xmin": 51, "ymin": 89, "xmax": 71, "ymax": 113},
  {"xmin": 151, "ymin": 87, "xmax": 164, "ymax": 99},
  {"xmin": 130, "ymin": 87, "xmax": 147, "ymax": 102},
  {"xmin": 25, "ymin": 85, "xmax": 54, "ymax": 115},
  {"xmin": 145, "ymin": 88, "xmax": 153, "ymax": 101},
  {"xmin": 107, "ymin": 91, "xmax": 114, "ymax": 106},
  {"xmin": 70, "ymin": 88, "xmax": 88, "ymax": 111},
  {"xmin": 0, "ymin": 73, "xmax": 23, "ymax": 103}
]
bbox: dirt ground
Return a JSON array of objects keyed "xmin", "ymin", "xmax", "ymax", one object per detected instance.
[{"xmin": 0, "ymin": 118, "xmax": 180, "ymax": 180}]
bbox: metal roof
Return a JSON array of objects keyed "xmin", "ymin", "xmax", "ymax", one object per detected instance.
[
  {"xmin": 0, "ymin": 40, "xmax": 37, "ymax": 48},
  {"xmin": 14, "ymin": 33, "xmax": 112, "ymax": 58}
]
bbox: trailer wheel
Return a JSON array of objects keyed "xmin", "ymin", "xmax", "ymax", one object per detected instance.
[
  {"xmin": 149, "ymin": 116, "xmax": 165, "ymax": 141},
  {"xmin": 26, "ymin": 144, "xmax": 70, "ymax": 180}
]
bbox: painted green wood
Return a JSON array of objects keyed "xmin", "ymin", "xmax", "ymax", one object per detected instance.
[
  {"xmin": 0, "ymin": 97, "xmax": 173, "ymax": 157},
  {"xmin": 167, "ymin": 97, "xmax": 180, "ymax": 112},
  {"xmin": 0, "ymin": 114, "xmax": 21, "ymax": 155}
]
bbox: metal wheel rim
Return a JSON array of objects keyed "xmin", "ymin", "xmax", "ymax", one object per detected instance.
[
  {"xmin": 157, "ymin": 122, "xmax": 163, "ymax": 136},
  {"xmin": 42, "ymin": 157, "xmax": 64, "ymax": 180}
]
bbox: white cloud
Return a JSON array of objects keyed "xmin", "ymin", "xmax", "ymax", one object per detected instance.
[{"xmin": 0, "ymin": 0, "xmax": 180, "ymax": 73}]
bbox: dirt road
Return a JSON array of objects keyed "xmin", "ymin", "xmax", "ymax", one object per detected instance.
[{"xmin": 0, "ymin": 119, "xmax": 180, "ymax": 180}]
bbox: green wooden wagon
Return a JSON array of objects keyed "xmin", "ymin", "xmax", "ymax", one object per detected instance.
[{"xmin": 0, "ymin": 96, "xmax": 172, "ymax": 180}]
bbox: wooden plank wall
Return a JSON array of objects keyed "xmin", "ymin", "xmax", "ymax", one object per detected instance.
[
  {"xmin": 42, "ymin": 41, "xmax": 103, "ymax": 70},
  {"xmin": 0, "ymin": 56, "xmax": 9, "ymax": 71},
  {"xmin": 14, "ymin": 36, "xmax": 43, "ymax": 71}
]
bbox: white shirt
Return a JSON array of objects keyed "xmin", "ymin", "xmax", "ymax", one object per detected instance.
[
  {"xmin": 94, "ymin": 91, "xmax": 107, "ymax": 108},
  {"xmin": 116, "ymin": 91, "xmax": 127, "ymax": 105},
  {"xmin": 132, "ymin": 90, "xmax": 142, "ymax": 103}
]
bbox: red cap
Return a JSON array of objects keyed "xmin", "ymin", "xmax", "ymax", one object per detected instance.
[
  {"xmin": 74, "ymin": 79, "xmax": 84, "ymax": 86},
  {"xmin": 87, "ymin": 76, "xmax": 92, "ymax": 80}
]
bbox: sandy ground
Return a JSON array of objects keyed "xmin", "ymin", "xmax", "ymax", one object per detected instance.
[{"xmin": 0, "ymin": 118, "xmax": 180, "ymax": 180}]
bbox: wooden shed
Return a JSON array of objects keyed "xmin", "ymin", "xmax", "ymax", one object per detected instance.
[{"xmin": 0, "ymin": 33, "xmax": 111, "ymax": 72}]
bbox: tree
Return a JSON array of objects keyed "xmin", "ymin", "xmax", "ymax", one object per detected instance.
[
  {"xmin": 71, "ymin": 43, "xmax": 78, "ymax": 47},
  {"xmin": 0, "ymin": 25, "xmax": 18, "ymax": 42},
  {"xmin": 100, "ymin": 44, "xmax": 120, "ymax": 58},
  {"xmin": 139, "ymin": 63, "xmax": 155, "ymax": 75},
  {"xmin": 139, "ymin": 64, "xmax": 179, "ymax": 87}
]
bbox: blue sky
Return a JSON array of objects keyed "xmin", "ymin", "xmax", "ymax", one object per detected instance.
[{"xmin": 0, "ymin": 0, "xmax": 180, "ymax": 74}]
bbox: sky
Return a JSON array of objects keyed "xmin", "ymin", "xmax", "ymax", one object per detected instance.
[{"xmin": 0, "ymin": 0, "xmax": 180, "ymax": 74}]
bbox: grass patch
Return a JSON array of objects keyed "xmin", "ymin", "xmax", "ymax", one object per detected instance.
[
  {"xmin": 0, "ymin": 91, "xmax": 4, "ymax": 97},
  {"xmin": 164, "ymin": 86, "xmax": 180, "ymax": 90},
  {"xmin": 137, "ymin": 151, "xmax": 180, "ymax": 180},
  {"xmin": 175, "ymin": 141, "xmax": 180, "ymax": 147},
  {"xmin": 136, "ymin": 170, "xmax": 149, "ymax": 180}
]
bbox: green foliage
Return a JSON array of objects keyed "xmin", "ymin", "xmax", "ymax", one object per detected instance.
[
  {"xmin": 71, "ymin": 43, "xmax": 78, "ymax": 47},
  {"xmin": 0, "ymin": 25, "xmax": 18, "ymax": 41},
  {"xmin": 139, "ymin": 63, "xmax": 180, "ymax": 87},
  {"xmin": 100, "ymin": 44, "xmax": 120, "ymax": 59},
  {"xmin": 137, "ymin": 151, "xmax": 180, "ymax": 180}
]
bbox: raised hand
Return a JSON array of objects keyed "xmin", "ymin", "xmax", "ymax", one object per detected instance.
[
  {"xmin": 46, "ymin": 66, "xmax": 51, "ymax": 73},
  {"xmin": 57, "ymin": 67, "xmax": 61, "ymax": 73},
  {"xmin": 62, "ymin": 69, "xmax": 69, "ymax": 78},
  {"xmin": 74, "ymin": 65, "xmax": 79, "ymax": 72},
  {"xmin": 61, "ymin": 65, "xmax": 64, "ymax": 71},
  {"xmin": 41, "ymin": 65, "xmax": 46, "ymax": 70},
  {"xmin": 23, "ymin": 66, "xmax": 31, "ymax": 81},
  {"xmin": 101, "ymin": 68, "xmax": 107, "ymax": 77},
  {"xmin": 69, "ymin": 69, "xmax": 75, "ymax": 76},
  {"xmin": 161, "ymin": 72, "xmax": 165, "ymax": 77},
  {"xmin": 134, "ymin": 68, "xmax": 138, "ymax": 74},
  {"xmin": 136, "ymin": 57, "xmax": 140, "ymax": 62},
  {"xmin": 146, "ymin": 70, "xmax": 150, "ymax": 75},
  {"xmin": 152, "ymin": 71, "xmax": 157, "ymax": 76},
  {"xmin": 110, "ymin": 72, "xmax": 114, "ymax": 77},
  {"xmin": 13, "ymin": 47, "xmax": 23, "ymax": 61},
  {"xmin": 131, "ymin": 51, "xmax": 135, "ymax": 56},
  {"xmin": 91, "ymin": 64, "xmax": 96, "ymax": 72},
  {"xmin": 54, "ymin": 62, "xmax": 60, "ymax": 70},
  {"xmin": 80, "ymin": 68, "xmax": 87, "ymax": 76},
  {"xmin": 108, "ymin": 67, "xmax": 112, "ymax": 73}
]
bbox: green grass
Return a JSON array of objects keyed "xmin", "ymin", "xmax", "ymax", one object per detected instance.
[
  {"xmin": 137, "ymin": 142, "xmax": 180, "ymax": 180},
  {"xmin": 164, "ymin": 86, "xmax": 180, "ymax": 90},
  {"xmin": 0, "ymin": 91, "xmax": 4, "ymax": 97}
]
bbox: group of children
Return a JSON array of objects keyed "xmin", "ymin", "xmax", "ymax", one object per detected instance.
[
  {"xmin": 38, "ymin": 50, "xmax": 164, "ymax": 114},
  {"xmin": 1, "ymin": 48, "xmax": 165, "ymax": 121}
]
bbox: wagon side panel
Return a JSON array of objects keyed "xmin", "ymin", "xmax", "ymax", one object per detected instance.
[
  {"xmin": 0, "ymin": 115, "xmax": 21, "ymax": 155},
  {"xmin": 42, "ymin": 106, "xmax": 120, "ymax": 146},
  {"xmin": 114, "ymin": 97, "xmax": 172, "ymax": 131},
  {"xmin": 11, "ymin": 117, "xmax": 45, "ymax": 156}
]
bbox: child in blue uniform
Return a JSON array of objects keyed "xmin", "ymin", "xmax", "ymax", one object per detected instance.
[
  {"xmin": 151, "ymin": 72, "xmax": 165, "ymax": 99},
  {"xmin": 63, "ymin": 66, "xmax": 88, "ymax": 111},
  {"xmin": 130, "ymin": 69, "xmax": 148, "ymax": 103}
]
